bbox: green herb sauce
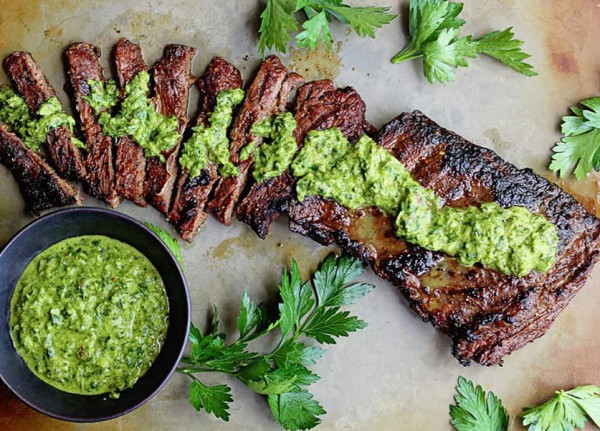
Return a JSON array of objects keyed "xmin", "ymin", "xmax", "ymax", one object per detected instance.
[
  {"xmin": 291, "ymin": 128, "xmax": 559, "ymax": 276},
  {"xmin": 248, "ymin": 112, "xmax": 298, "ymax": 183},
  {"xmin": 0, "ymin": 86, "xmax": 84, "ymax": 151},
  {"xmin": 179, "ymin": 88, "xmax": 245, "ymax": 179},
  {"xmin": 84, "ymin": 72, "xmax": 180, "ymax": 161},
  {"xmin": 10, "ymin": 235, "xmax": 169, "ymax": 396}
]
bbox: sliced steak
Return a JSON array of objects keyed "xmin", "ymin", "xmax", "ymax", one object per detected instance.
[
  {"xmin": 237, "ymin": 80, "xmax": 368, "ymax": 238},
  {"xmin": 113, "ymin": 38, "xmax": 148, "ymax": 207},
  {"xmin": 208, "ymin": 56, "xmax": 303, "ymax": 225},
  {"xmin": 169, "ymin": 57, "xmax": 243, "ymax": 242},
  {"xmin": 65, "ymin": 42, "xmax": 120, "ymax": 207},
  {"xmin": 288, "ymin": 110, "xmax": 600, "ymax": 366},
  {"xmin": 0, "ymin": 126, "xmax": 81, "ymax": 214},
  {"xmin": 144, "ymin": 44, "xmax": 196, "ymax": 215},
  {"xmin": 3, "ymin": 51, "xmax": 86, "ymax": 181}
]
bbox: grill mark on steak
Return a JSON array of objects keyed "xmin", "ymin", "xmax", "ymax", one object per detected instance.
[
  {"xmin": 113, "ymin": 38, "xmax": 148, "ymax": 207},
  {"xmin": 237, "ymin": 80, "xmax": 369, "ymax": 238},
  {"xmin": 288, "ymin": 110, "xmax": 600, "ymax": 366},
  {"xmin": 169, "ymin": 57, "xmax": 243, "ymax": 242},
  {"xmin": 0, "ymin": 126, "xmax": 81, "ymax": 214},
  {"xmin": 3, "ymin": 52, "xmax": 86, "ymax": 182},
  {"xmin": 144, "ymin": 44, "xmax": 196, "ymax": 215},
  {"xmin": 65, "ymin": 42, "xmax": 120, "ymax": 207},
  {"xmin": 207, "ymin": 56, "xmax": 303, "ymax": 225}
]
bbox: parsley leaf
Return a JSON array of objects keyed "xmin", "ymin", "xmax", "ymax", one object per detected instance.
[
  {"xmin": 144, "ymin": 221, "xmax": 183, "ymax": 267},
  {"xmin": 550, "ymin": 97, "xmax": 600, "ymax": 179},
  {"xmin": 522, "ymin": 385, "xmax": 600, "ymax": 431},
  {"xmin": 189, "ymin": 380, "xmax": 233, "ymax": 421},
  {"xmin": 177, "ymin": 253, "xmax": 373, "ymax": 430},
  {"xmin": 391, "ymin": 0, "xmax": 536, "ymax": 84},
  {"xmin": 449, "ymin": 376, "xmax": 509, "ymax": 431},
  {"xmin": 258, "ymin": 0, "xmax": 396, "ymax": 55},
  {"xmin": 268, "ymin": 389, "xmax": 326, "ymax": 431}
]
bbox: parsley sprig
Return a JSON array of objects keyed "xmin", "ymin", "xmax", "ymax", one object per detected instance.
[
  {"xmin": 549, "ymin": 97, "xmax": 600, "ymax": 180},
  {"xmin": 177, "ymin": 254, "xmax": 374, "ymax": 430},
  {"xmin": 391, "ymin": 0, "xmax": 537, "ymax": 84},
  {"xmin": 450, "ymin": 377, "xmax": 600, "ymax": 431},
  {"xmin": 258, "ymin": 0, "xmax": 396, "ymax": 56}
]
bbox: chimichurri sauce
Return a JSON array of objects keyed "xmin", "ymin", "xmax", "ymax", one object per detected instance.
[{"xmin": 9, "ymin": 235, "xmax": 169, "ymax": 396}]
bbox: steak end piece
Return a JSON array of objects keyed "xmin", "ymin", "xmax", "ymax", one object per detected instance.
[
  {"xmin": 3, "ymin": 51, "xmax": 86, "ymax": 181},
  {"xmin": 169, "ymin": 56, "xmax": 243, "ymax": 242},
  {"xmin": 289, "ymin": 110, "xmax": 600, "ymax": 366},
  {"xmin": 237, "ymin": 79, "xmax": 369, "ymax": 238},
  {"xmin": 65, "ymin": 42, "xmax": 120, "ymax": 208},
  {"xmin": 113, "ymin": 38, "xmax": 148, "ymax": 207},
  {"xmin": 208, "ymin": 56, "xmax": 303, "ymax": 226},
  {"xmin": 0, "ymin": 127, "xmax": 81, "ymax": 214},
  {"xmin": 144, "ymin": 44, "xmax": 196, "ymax": 215}
]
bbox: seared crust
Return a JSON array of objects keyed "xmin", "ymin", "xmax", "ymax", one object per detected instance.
[
  {"xmin": 113, "ymin": 39, "xmax": 148, "ymax": 207},
  {"xmin": 237, "ymin": 80, "xmax": 368, "ymax": 238},
  {"xmin": 208, "ymin": 56, "xmax": 303, "ymax": 225},
  {"xmin": 289, "ymin": 110, "xmax": 600, "ymax": 366},
  {"xmin": 0, "ymin": 126, "xmax": 81, "ymax": 214},
  {"xmin": 144, "ymin": 44, "xmax": 196, "ymax": 215},
  {"xmin": 65, "ymin": 42, "xmax": 120, "ymax": 207},
  {"xmin": 169, "ymin": 57, "xmax": 243, "ymax": 241},
  {"xmin": 3, "ymin": 51, "xmax": 86, "ymax": 181}
]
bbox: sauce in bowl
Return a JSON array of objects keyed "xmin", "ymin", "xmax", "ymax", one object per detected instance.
[{"xmin": 9, "ymin": 235, "xmax": 169, "ymax": 397}]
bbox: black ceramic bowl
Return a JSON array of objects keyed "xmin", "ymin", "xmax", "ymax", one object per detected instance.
[{"xmin": 0, "ymin": 207, "xmax": 190, "ymax": 422}]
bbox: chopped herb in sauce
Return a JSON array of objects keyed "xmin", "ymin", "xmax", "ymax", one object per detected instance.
[
  {"xmin": 10, "ymin": 235, "xmax": 169, "ymax": 396},
  {"xmin": 179, "ymin": 88, "xmax": 245, "ymax": 179},
  {"xmin": 249, "ymin": 112, "xmax": 298, "ymax": 183},
  {"xmin": 0, "ymin": 87, "xmax": 83, "ymax": 151},
  {"xmin": 85, "ymin": 71, "xmax": 180, "ymax": 161},
  {"xmin": 291, "ymin": 128, "xmax": 558, "ymax": 276}
]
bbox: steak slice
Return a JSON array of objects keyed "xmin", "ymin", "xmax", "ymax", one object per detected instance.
[
  {"xmin": 208, "ymin": 56, "xmax": 303, "ymax": 225},
  {"xmin": 237, "ymin": 80, "xmax": 369, "ymax": 238},
  {"xmin": 65, "ymin": 42, "xmax": 120, "ymax": 207},
  {"xmin": 113, "ymin": 38, "xmax": 148, "ymax": 207},
  {"xmin": 3, "ymin": 51, "xmax": 86, "ymax": 181},
  {"xmin": 144, "ymin": 44, "xmax": 196, "ymax": 215},
  {"xmin": 288, "ymin": 110, "xmax": 600, "ymax": 366},
  {"xmin": 0, "ymin": 126, "xmax": 81, "ymax": 214},
  {"xmin": 168, "ymin": 57, "xmax": 243, "ymax": 242}
]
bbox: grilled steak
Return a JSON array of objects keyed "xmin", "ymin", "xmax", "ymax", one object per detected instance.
[
  {"xmin": 3, "ymin": 52, "xmax": 86, "ymax": 181},
  {"xmin": 144, "ymin": 44, "xmax": 196, "ymax": 215},
  {"xmin": 113, "ymin": 38, "xmax": 148, "ymax": 207},
  {"xmin": 237, "ymin": 80, "xmax": 369, "ymax": 238},
  {"xmin": 0, "ymin": 126, "xmax": 81, "ymax": 214},
  {"xmin": 65, "ymin": 42, "xmax": 120, "ymax": 207},
  {"xmin": 288, "ymin": 110, "xmax": 600, "ymax": 366},
  {"xmin": 208, "ymin": 56, "xmax": 303, "ymax": 225},
  {"xmin": 169, "ymin": 57, "xmax": 243, "ymax": 241}
]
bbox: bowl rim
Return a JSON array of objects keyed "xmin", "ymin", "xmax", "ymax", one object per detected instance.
[{"xmin": 0, "ymin": 206, "xmax": 191, "ymax": 422}]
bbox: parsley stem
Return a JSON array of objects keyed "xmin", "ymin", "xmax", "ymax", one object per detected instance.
[
  {"xmin": 391, "ymin": 48, "xmax": 423, "ymax": 63},
  {"xmin": 176, "ymin": 366, "xmax": 220, "ymax": 374}
]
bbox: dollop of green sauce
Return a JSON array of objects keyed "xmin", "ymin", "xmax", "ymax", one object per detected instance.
[
  {"xmin": 84, "ymin": 72, "xmax": 180, "ymax": 161},
  {"xmin": 10, "ymin": 236, "xmax": 169, "ymax": 396},
  {"xmin": 0, "ymin": 86, "xmax": 84, "ymax": 151},
  {"xmin": 291, "ymin": 128, "xmax": 559, "ymax": 276},
  {"xmin": 246, "ymin": 112, "xmax": 298, "ymax": 183},
  {"xmin": 179, "ymin": 88, "xmax": 245, "ymax": 179}
]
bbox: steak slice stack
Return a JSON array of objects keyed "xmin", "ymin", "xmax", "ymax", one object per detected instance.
[
  {"xmin": 3, "ymin": 52, "xmax": 86, "ymax": 182},
  {"xmin": 169, "ymin": 57, "xmax": 243, "ymax": 241},
  {"xmin": 145, "ymin": 44, "xmax": 196, "ymax": 215},
  {"xmin": 208, "ymin": 56, "xmax": 303, "ymax": 225},
  {"xmin": 65, "ymin": 42, "xmax": 120, "ymax": 207},
  {"xmin": 288, "ymin": 110, "xmax": 600, "ymax": 366},
  {"xmin": 113, "ymin": 38, "xmax": 148, "ymax": 207},
  {"xmin": 0, "ymin": 127, "xmax": 81, "ymax": 214},
  {"xmin": 237, "ymin": 79, "xmax": 370, "ymax": 238}
]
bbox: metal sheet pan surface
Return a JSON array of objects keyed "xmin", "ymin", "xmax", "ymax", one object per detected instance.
[{"xmin": 0, "ymin": 0, "xmax": 599, "ymax": 429}]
